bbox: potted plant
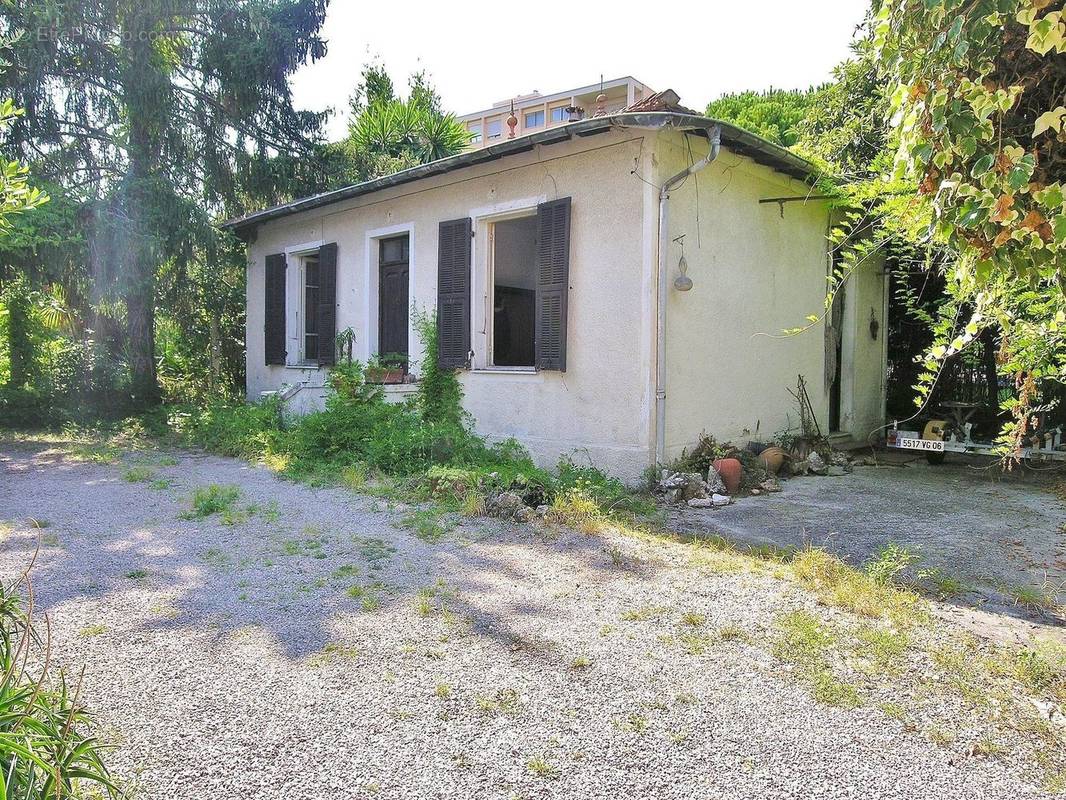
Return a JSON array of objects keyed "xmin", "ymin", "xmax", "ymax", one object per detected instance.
[{"xmin": 365, "ymin": 353, "xmax": 407, "ymax": 384}]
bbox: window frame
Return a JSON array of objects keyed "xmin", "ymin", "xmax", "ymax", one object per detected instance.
[
  {"xmin": 523, "ymin": 109, "xmax": 544, "ymax": 129},
  {"xmin": 301, "ymin": 252, "xmax": 321, "ymax": 364},
  {"xmin": 549, "ymin": 104, "xmax": 569, "ymax": 124},
  {"xmin": 469, "ymin": 197, "xmax": 546, "ymax": 373},
  {"xmin": 363, "ymin": 222, "xmax": 417, "ymax": 366},
  {"xmin": 485, "ymin": 116, "xmax": 503, "ymax": 140},
  {"xmin": 282, "ymin": 239, "xmax": 325, "ymax": 367}
]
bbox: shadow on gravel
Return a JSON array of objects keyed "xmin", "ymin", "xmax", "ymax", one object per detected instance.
[{"xmin": 0, "ymin": 442, "xmax": 658, "ymax": 665}]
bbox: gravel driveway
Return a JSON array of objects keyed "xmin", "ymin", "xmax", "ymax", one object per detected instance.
[{"xmin": 0, "ymin": 440, "xmax": 1061, "ymax": 799}]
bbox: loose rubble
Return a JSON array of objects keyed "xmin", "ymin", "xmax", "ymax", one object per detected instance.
[{"xmin": 658, "ymin": 437, "xmax": 875, "ymax": 510}]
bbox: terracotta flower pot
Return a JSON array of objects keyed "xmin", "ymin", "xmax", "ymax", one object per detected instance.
[
  {"xmin": 712, "ymin": 457, "xmax": 743, "ymax": 494},
  {"xmin": 758, "ymin": 446, "xmax": 788, "ymax": 474}
]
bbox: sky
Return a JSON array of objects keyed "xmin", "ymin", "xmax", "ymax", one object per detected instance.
[{"xmin": 291, "ymin": 0, "xmax": 870, "ymax": 141}]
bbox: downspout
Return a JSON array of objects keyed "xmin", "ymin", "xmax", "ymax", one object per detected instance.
[{"xmin": 654, "ymin": 124, "xmax": 721, "ymax": 467}]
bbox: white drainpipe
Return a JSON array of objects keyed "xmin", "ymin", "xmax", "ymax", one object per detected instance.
[{"xmin": 654, "ymin": 124, "xmax": 721, "ymax": 466}]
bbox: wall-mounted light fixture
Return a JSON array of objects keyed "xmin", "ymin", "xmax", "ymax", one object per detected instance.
[
  {"xmin": 673, "ymin": 234, "xmax": 692, "ymax": 292},
  {"xmin": 869, "ymin": 307, "xmax": 880, "ymax": 340}
]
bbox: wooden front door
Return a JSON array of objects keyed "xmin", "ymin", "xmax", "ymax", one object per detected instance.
[{"xmin": 379, "ymin": 235, "xmax": 410, "ymax": 367}]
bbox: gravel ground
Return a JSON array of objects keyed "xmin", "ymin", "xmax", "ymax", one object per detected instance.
[{"xmin": 0, "ymin": 440, "xmax": 1062, "ymax": 800}]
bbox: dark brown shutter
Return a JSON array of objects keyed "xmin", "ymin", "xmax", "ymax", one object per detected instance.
[
  {"xmin": 437, "ymin": 217, "xmax": 471, "ymax": 368},
  {"xmin": 264, "ymin": 253, "xmax": 287, "ymax": 366},
  {"xmin": 317, "ymin": 242, "xmax": 338, "ymax": 366},
  {"xmin": 535, "ymin": 197, "xmax": 571, "ymax": 371}
]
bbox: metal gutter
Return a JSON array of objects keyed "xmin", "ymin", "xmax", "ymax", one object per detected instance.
[
  {"xmin": 654, "ymin": 123, "xmax": 722, "ymax": 467},
  {"xmin": 219, "ymin": 113, "xmax": 822, "ymax": 239}
]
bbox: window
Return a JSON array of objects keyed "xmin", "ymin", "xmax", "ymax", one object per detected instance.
[
  {"xmin": 378, "ymin": 234, "xmax": 410, "ymax": 370},
  {"xmin": 468, "ymin": 123, "xmax": 482, "ymax": 144},
  {"xmin": 486, "ymin": 117, "xmax": 502, "ymax": 140},
  {"xmin": 490, "ymin": 216, "xmax": 538, "ymax": 367},
  {"xmin": 302, "ymin": 254, "xmax": 320, "ymax": 361},
  {"xmin": 549, "ymin": 105, "xmax": 569, "ymax": 123},
  {"xmin": 524, "ymin": 109, "xmax": 544, "ymax": 129}
]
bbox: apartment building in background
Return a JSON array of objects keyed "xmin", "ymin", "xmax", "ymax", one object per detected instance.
[{"xmin": 456, "ymin": 76, "xmax": 654, "ymax": 147}]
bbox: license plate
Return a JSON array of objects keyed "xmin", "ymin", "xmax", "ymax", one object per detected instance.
[{"xmin": 898, "ymin": 437, "xmax": 944, "ymax": 452}]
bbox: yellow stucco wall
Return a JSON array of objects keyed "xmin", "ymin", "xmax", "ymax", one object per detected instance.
[{"xmin": 655, "ymin": 129, "xmax": 883, "ymax": 459}]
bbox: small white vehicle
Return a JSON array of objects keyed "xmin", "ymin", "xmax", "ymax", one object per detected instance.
[{"xmin": 887, "ymin": 407, "xmax": 1066, "ymax": 465}]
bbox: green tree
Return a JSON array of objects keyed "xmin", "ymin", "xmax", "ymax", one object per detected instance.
[
  {"xmin": 706, "ymin": 88, "xmax": 819, "ymax": 147},
  {"xmin": 3, "ymin": 1, "xmax": 330, "ymax": 406},
  {"xmin": 875, "ymin": 0, "xmax": 1065, "ymax": 448},
  {"xmin": 795, "ymin": 39, "xmax": 891, "ymax": 178},
  {"xmin": 344, "ymin": 66, "xmax": 471, "ymax": 181},
  {"xmin": 0, "ymin": 91, "xmax": 49, "ymax": 390}
]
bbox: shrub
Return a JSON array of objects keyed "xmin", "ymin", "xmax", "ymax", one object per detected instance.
[
  {"xmin": 172, "ymin": 397, "xmax": 283, "ymax": 460},
  {"xmin": 0, "ymin": 573, "xmax": 117, "ymax": 797},
  {"xmin": 157, "ymin": 317, "xmax": 655, "ymax": 522},
  {"xmin": 412, "ymin": 310, "xmax": 464, "ymax": 427}
]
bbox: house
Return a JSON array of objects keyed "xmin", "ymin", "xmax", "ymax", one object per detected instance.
[
  {"xmin": 222, "ymin": 94, "xmax": 887, "ymax": 482},
  {"xmin": 456, "ymin": 76, "xmax": 654, "ymax": 147}
]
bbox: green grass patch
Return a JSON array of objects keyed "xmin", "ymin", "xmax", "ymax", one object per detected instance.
[
  {"xmin": 1000, "ymin": 582, "xmax": 1058, "ymax": 612},
  {"xmin": 331, "ymin": 564, "xmax": 360, "ymax": 581},
  {"xmin": 122, "ymin": 465, "xmax": 155, "ymax": 483},
  {"xmin": 792, "ymin": 547, "xmax": 923, "ymax": 624},
  {"xmin": 773, "ymin": 610, "xmax": 862, "ymax": 708},
  {"xmin": 354, "ymin": 536, "xmax": 396, "ymax": 567},
  {"xmin": 398, "ymin": 509, "xmax": 455, "ymax": 543},
  {"xmin": 181, "ymin": 484, "xmax": 241, "ymax": 519},
  {"xmin": 68, "ymin": 442, "xmax": 121, "ymax": 464}
]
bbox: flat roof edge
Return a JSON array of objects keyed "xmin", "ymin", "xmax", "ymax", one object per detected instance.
[{"xmin": 221, "ymin": 113, "xmax": 823, "ymax": 236}]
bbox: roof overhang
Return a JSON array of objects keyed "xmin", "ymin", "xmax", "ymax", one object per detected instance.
[{"xmin": 220, "ymin": 113, "xmax": 823, "ymax": 240}]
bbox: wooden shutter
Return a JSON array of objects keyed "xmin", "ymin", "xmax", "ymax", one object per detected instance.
[
  {"xmin": 317, "ymin": 242, "xmax": 338, "ymax": 366},
  {"xmin": 264, "ymin": 253, "xmax": 287, "ymax": 366},
  {"xmin": 437, "ymin": 217, "xmax": 472, "ymax": 368},
  {"xmin": 535, "ymin": 197, "xmax": 571, "ymax": 371}
]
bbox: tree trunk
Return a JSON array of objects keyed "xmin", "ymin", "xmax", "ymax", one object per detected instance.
[
  {"xmin": 209, "ymin": 309, "xmax": 221, "ymax": 394},
  {"xmin": 120, "ymin": 23, "xmax": 162, "ymax": 408},
  {"xmin": 125, "ymin": 274, "xmax": 159, "ymax": 406}
]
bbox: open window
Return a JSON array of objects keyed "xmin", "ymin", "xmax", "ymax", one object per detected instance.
[
  {"xmin": 490, "ymin": 215, "xmax": 537, "ymax": 367},
  {"xmin": 436, "ymin": 198, "xmax": 569, "ymax": 372},
  {"xmin": 301, "ymin": 252, "xmax": 320, "ymax": 362}
]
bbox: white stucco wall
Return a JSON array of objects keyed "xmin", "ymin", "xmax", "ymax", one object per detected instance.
[
  {"xmin": 655, "ymin": 130, "xmax": 838, "ymax": 459},
  {"xmin": 245, "ymin": 130, "xmax": 655, "ymax": 480},
  {"xmin": 244, "ymin": 124, "xmax": 886, "ymax": 481}
]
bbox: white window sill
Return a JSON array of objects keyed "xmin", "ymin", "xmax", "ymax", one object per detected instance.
[
  {"xmin": 284, "ymin": 363, "xmax": 322, "ymax": 370},
  {"xmin": 472, "ymin": 366, "xmax": 538, "ymax": 374}
]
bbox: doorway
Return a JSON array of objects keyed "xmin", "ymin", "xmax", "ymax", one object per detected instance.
[
  {"xmin": 828, "ymin": 282, "xmax": 846, "ymax": 433},
  {"xmin": 378, "ymin": 234, "xmax": 409, "ymax": 368}
]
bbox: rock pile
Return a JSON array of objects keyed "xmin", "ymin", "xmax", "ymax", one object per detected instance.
[
  {"xmin": 486, "ymin": 491, "xmax": 535, "ymax": 523},
  {"xmin": 655, "ymin": 470, "xmax": 732, "ymax": 508}
]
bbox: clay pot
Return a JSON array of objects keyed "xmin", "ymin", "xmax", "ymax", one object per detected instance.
[
  {"xmin": 758, "ymin": 446, "xmax": 788, "ymax": 474},
  {"xmin": 711, "ymin": 457, "xmax": 743, "ymax": 495}
]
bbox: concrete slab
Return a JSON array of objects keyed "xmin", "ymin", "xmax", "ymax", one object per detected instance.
[{"xmin": 670, "ymin": 455, "xmax": 1066, "ymax": 636}]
